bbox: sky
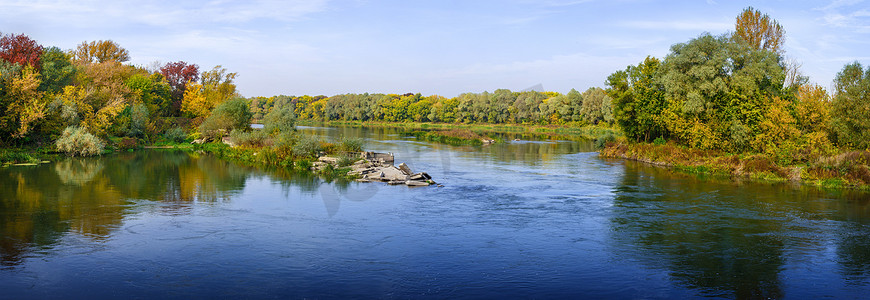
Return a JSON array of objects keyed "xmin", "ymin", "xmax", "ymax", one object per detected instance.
[{"xmin": 1, "ymin": 0, "xmax": 869, "ymax": 97}]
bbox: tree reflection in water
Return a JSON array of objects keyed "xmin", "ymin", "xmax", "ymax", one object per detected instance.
[
  {"xmin": 609, "ymin": 160, "xmax": 870, "ymax": 298},
  {"xmin": 0, "ymin": 150, "xmax": 263, "ymax": 267}
]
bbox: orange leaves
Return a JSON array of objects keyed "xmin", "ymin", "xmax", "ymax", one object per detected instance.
[{"xmin": 734, "ymin": 7, "xmax": 784, "ymax": 54}]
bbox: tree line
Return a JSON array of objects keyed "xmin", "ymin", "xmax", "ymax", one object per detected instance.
[
  {"xmin": 0, "ymin": 33, "xmax": 243, "ymax": 154},
  {"xmin": 606, "ymin": 7, "xmax": 870, "ymax": 164},
  {"xmin": 248, "ymin": 87, "xmax": 615, "ymax": 126}
]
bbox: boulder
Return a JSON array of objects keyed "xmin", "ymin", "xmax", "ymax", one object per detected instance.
[
  {"xmin": 409, "ymin": 172, "xmax": 431, "ymax": 181},
  {"xmin": 379, "ymin": 166, "xmax": 409, "ymax": 181},
  {"xmin": 318, "ymin": 156, "xmax": 339, "ymax": 164},
  {"xmin": 222, "ymin": 137, "xmax": 236, "ymax": 147},
  {"xmin": 405, "ymin": 180, "xmax": 430, "ymax": 187},
  {"xmin": 397, "ymin": 163, "xmax": 413, "ymax": 175}
]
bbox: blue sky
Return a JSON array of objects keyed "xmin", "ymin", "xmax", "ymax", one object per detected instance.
[{"xmin": 1, "ymin": 0, "xmax": 868, "ymax": 97}]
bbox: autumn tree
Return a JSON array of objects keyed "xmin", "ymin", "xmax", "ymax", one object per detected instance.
[
  {"xmin": 734, "ymin": 7, "xmax": 784, "ymax": 54},
  {"xmin": 0, "ymin": 33, "xmax": 44, "ymax": 68},
  {"xmin": 71, "ymin": 40, "xmax": 130, "ymax": 63},
  {"xmin": 181, "ymin": 65, "xmax": 238, "ymax": 119},
  {"xmin": 3, "ymin": 66, "xmax": 47, "ymax": 139},
  {"xmin": 159, "ymin": 61, "xmax": 199, "ymax": 115}
]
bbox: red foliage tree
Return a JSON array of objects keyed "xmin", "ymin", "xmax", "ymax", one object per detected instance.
[
  {"xmin": 0, "ymin": 33, "xmax": 44, "ymax": 68},
  {"xmin": 159, "ymin": 61, "xmax": 200, "ymax": 115}
]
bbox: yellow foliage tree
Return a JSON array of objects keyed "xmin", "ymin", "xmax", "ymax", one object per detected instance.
[
  {"xmin": 734, "ymin": 7, "xmax": 784, "ymax": 54},
  {"xmin": 751, "ymin": 97, "xmax": 800, "ymax": 163},
  {"xmin": 181, "ymin": 66, "xmax": 239, "ymax": 119},
  {"xmin": 7, "ymin": 66, "xmax": 46, "ymax": 138},
  {"xmin": 181, "ymin": 81, "xmax": 211, "ymax": 118}
]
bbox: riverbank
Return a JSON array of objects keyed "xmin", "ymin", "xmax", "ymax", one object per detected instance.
[
  {"xmin": 600, "ymin": 141, "xmax": 870, "ymax": 190},
  {"xmin": 296, "ymin": 120, "xmax": 619, "ymax": 140}
]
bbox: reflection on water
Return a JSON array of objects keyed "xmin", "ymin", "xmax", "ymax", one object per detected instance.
[
  {"xmin": 609, "ymin": 161, "xmax": 870, "ymax": 298},
  {"xmin": 1, "ymin": 128, "xmax": 869, "ymax": 298},
  {"xmin": 0, "ymin": 151, "xmax": 251, "ymax": 267}
]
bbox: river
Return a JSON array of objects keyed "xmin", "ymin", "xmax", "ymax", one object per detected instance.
[{"xmin": 1, "ymin": 126, "xmax": 868, "ymax": 299}]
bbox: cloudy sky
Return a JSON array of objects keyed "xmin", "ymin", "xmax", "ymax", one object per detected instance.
[{"xmin": 1, "ymin": 0, "xmax": 868, "ymax": 97}]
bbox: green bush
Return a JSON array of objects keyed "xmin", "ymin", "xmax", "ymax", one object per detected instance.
[
  {"xmin": 128, "ymin": 104, "xmax": 149, "ymax": 138},
  {"xmin": 199, "ymin": 98, "xmax": 253, "ymax": 140},
  {"xmin": 594, "ymin": 133, "xmax": 616, "ymax": 149},
  {"xmin": 56, "ymin": 126, "xmax": 105, "ymax": 157},
  {"xmin": 338, "ymin": 137, "xmax": 364, "ymax": 152},
  {"xmin": 292, "ymin": 135, "xmax": 322, "ymax": 158},
  {"xmin": 230, "ymin": 129, "xmax": 269, "ymax": 147},
  {"xmin": 653, "ymin": 136, "xmax": 666, "ymax": 145},
  {"xmin": 263, "ymin": 106, "xmax": 296, "ymax": 134},
  {"xmin": 163, "ymin": 127, "xmax": 187, "ymax": 143},
  {"xmin": 337, "ymin": 155, "xmax": 357, "ymax": 167}
]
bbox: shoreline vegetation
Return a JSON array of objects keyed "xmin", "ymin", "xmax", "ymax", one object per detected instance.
[
  {"xmin": 3, "ymin": 7, "xmax": 870, "ymax": 190},
  {"xmin": 599, "ymin": 141, "xmax": 870, "ymax": 190}
]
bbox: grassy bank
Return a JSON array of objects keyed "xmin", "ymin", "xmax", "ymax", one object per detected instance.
[
  {"xmin": 600, "ymin": 141, "xmax": 870, "ymax": 190},
  {"xmin": 297, "ymin": 120, "xmax": 620, "ymax": 140}
]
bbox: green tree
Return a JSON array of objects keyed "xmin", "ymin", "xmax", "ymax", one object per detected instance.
[
  {"xmin": 657, "ymin": 33, "xmax": 784, "ymax": 150},
  {"xmin": 263, "ymin": 104, "xmax": 296, "ymax": 134},
  {"xmin": 829, "ymin": 62, "xmax": 870, "ymax": 149},
  {"xmin": 579, "ymin": 87, "xmax": 613, "ymax": 125},
  {"xmin": 199, "ymin": 97, "xmax": 252, "ymax": 139},
  {"xmin": 606, "ymin": 56, "xmax": 667, "ymax": 142},
  {"xmin": 38, "ymin": 47, "xmax": 76, "ymax": 93}
]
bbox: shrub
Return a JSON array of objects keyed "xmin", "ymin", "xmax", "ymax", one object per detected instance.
[
  {"xmin": 263, "ymin": 106, "xmax": 296, "ymax": 134},
  {"xmin": 338, "ymin": 137, "xmax": 364, "ymax": 152},
  {"xmin": 292, "ymin": 135, "xmax": 322, "ymax": 158},
  {"xmin": 230, "ymin": 129, "xmax": 269, "ymax": 147},
  {"xmin": 117, "ymin": 137, "xmax": 139, "ymax": 151},
  {"xmin": 653, "ymin": 136, "xmax": 666, "ymax": 145},
  {"xmin": 336, "ymin": 155, "xmax": 357, "ymax": 167},
  {"xmin": 199, "ymin": 98, "xmax": 253, "ymax": 140},
  {"xmin": 198, "ymin": 112, "xmax": 232, "ymax": 140},
  {"xmin": 163, "ymin": 127, "xmax": 187, "ymax": 143},
  {"xmin": 128, "ymin": 104, "xmax": 149, "ymax": 138},
  {"xmin": 56, "ymin": 126, "xmax": 105, "ymax": 157},
  {"xmin": 594, "ymin": 133, "xmax": 616, "ymax": 149}
]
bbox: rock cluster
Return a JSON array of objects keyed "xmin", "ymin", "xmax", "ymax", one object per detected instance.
[
  {"xmin": 309, "ymin": 152, "xmax": 436, "ymax": 187},
  {"xmin": 348, "ymin": 161, "xmax": 434, "ymax": 186}
]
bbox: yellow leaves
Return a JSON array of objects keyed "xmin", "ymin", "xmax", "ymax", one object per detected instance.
[
  {"xmin": 795, "ymin": 84, "xmax": 830, "ymax": 133},
  {"xmin": 8, "ymin": 66, "xmax": 46, "ymax": 138},
  {"xmin": 71, "ymin": 40, "xmax": 130, "ymax": 63},
  {"xmin": 734, "ymin": 7, "xmax": 784, "ymax": 53},
  {"xmin": 181, "ymin": 81, "xmax": 211, "ymax": 118}
]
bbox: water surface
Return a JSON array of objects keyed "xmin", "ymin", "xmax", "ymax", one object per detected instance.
[{"xmin": 1, "ymin": 126, "xmax": 868, "ymax": 298}]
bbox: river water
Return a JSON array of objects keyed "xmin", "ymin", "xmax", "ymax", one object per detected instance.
[{"xmin": 1, "ymin": 126, "xmax": 868, "ymax": 299}]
